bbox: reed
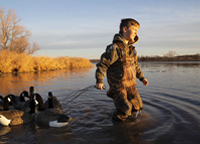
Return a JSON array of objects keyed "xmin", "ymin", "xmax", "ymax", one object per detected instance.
[{"xmin": 0, "ymin": 50, "xmax": 94, "ymax": 73}]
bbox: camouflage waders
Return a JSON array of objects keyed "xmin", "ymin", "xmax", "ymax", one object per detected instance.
[{"xmin": 106, "ymin": 42, "xmax": 143, "ymax": 121}]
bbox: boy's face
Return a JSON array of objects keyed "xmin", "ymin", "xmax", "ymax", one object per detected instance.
[{"xmin": 123, "ymin": 25, "xmax": 139, "ymax": 43}]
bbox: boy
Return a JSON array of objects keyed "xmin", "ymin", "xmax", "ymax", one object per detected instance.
[{"xmin": 95, "ymin": 18, "xmax": 149, "ymax": 121}]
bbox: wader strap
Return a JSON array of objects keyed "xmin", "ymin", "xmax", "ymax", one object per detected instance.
[{"xmin": 115, "ymin": 42, "xmax": 126, "ymax": 62}]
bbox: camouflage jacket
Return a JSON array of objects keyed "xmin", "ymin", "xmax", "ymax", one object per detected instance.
[{"xmin": 95, "ymin": 33, "xmax": 144, "ymax": 83}]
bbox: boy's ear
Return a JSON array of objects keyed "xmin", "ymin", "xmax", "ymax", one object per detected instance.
[{"xmin": 122, "ymin": 26, "xmax": 127, "ymax": 33}]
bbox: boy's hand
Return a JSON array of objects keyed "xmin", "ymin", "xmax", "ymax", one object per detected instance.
[
  {"xmin": 95, "ymin": 83, "xmax": 104, "ymax": 90},
  {"xmin": 142, "ymin": 78, "xmax": 149, "ymax": 86}
]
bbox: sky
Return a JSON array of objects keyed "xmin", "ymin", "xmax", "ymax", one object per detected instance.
[{"xmin": 1, "ymin": 0, "xmax": 200, "ymax": 59}]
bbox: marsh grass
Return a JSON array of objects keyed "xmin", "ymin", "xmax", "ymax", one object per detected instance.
[{"xmin": 0, "ymin": 50, "xmax": 94, "ymax": 73}]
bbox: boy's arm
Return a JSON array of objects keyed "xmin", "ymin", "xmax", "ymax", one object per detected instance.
[
  {"xmin": 133, "ymin": 50, "xmax": 144, "ymax": 80},
  {"xmin": 135, "ymin": 55, "xmax": 144, "ymax": 81},
  {"xmin": 135, "ymin": 53, "xmax": 149, "ymax": 86},
  {"xmin": 95, "ymin": 44, "xmax": 120, "ymax": 85}
]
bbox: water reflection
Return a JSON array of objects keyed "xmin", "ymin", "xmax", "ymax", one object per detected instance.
[
  {"xmin": 0, "ymin": 68, "xmax": 92, "ymax": 96},
  {"xmin": 108, "ymin": 112, "xmax": 154, "ymax": 144},
  {"xmin": 0, "ymin": 126, "xmax": 11, "ymax": 136},
  {"xmin": 0, "ymin": 121, "xmax": 73, "ymax": 144}
]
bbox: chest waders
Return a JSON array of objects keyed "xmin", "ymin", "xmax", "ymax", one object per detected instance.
[{"xmin": 106, "ymin": 42, "xmax": 143, "ymax": 121}]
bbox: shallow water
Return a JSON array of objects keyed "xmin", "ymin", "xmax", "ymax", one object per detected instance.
[{"xmin": 0, "ymin": 61, "xmax": 200, "ymax": 144}]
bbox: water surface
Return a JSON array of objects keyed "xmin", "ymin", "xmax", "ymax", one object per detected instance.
[{"xmin": 0, "ymin": 62, "xmax": 200, "ymax": 144}]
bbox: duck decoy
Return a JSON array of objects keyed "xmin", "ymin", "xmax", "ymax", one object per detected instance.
[
  {"xmin": 0, "ymin": 95, "xmax": 15, "ymax": 110},
  {"xmin": 0, "ymin": 96, "xmax": 33, "ymax": 126},
  {"xmin": 9, "ymin": 91, "xmax": 29, "ymax": 110},
  {"xmin": 20, "ymin": 86, "xmax": 37, "ymax": 113},
  {"xmin": 9, "ymin": 90, "xmax": 29, "ymax": 103},
  {"xmin": 9, "ymin": 86, "xmax": 34, "ymax": 110},
  {"xmin": 31, "ymin": 93, "xmax": 72, "ymax": 127},
  {"xmin": 44, "ymin": 92, "xmax": 62, "ymax": 110}
]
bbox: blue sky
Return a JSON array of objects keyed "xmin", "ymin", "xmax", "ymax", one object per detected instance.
[{"xmin": 1, "ymin": 0, "xmax": 200, "ymax": 59}]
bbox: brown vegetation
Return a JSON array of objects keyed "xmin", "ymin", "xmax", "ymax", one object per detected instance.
[{"xmin": 0, "ymin": 50, "xmax": 94, "ymax": 74}]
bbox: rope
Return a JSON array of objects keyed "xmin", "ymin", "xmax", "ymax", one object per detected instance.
[
  {"xmin": 62, "ymin": 85, "xmax": 108, "ymax": 115},
  {"xmin": 63, "ymin": 85, "xmax": 107, "ymax": 105},
  {"xmin": 63, "ymin": 85, "xmax": 95, "ymax": 105}
]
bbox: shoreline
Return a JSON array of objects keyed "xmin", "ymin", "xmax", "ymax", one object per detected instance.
[{"xmin": 90, "ymin": 53, "xmax": 200, "ymax": 62}]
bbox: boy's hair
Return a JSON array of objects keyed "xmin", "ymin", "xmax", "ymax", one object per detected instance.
[{"xmin": 119, "ymin": 18, "xmax": 140, "ymax": 34}]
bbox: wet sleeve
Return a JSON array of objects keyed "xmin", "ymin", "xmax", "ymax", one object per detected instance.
[{"xmin": 95, "ymin": 44, "xmax": 119, "ymax": 83}]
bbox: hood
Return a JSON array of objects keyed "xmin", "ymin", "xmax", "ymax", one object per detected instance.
[{"xmin": 112, "ymin": 33, "xmax": 139, "ymax": 46}]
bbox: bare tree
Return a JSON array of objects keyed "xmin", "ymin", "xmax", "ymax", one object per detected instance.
[
  {"xmin": 11, "ymin": 37, "xmax": 40, "ymax": 54},
  {"xmin": 0, "ymin": 7, "xmax": 40, "ymax": 54},
  {"xmin": 164, "ymin": 50, "xmax": 177, "ymax": 58},
  {"xmin": 27, "ymin": 42, "xmax": 40, "ymax": 54}
]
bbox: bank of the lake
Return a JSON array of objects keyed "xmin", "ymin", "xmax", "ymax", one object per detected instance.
[
  {"xmin": 90, "ymin": 53, "xmax": 200, "ymax": 62},
  {"xmin": 0, "ymin": 50, "xmax": 93, "ymax": 74}
]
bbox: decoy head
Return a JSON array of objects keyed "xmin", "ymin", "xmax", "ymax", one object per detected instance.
[
  {"xmin": 3, "ymin": 96, "xmax": 11, "ymax": 111},
  {"xmin": 48, "ymin": 92, "xmax": 53, "ymax": 99},
  {"xmin": 29, "ymin": 86, "xmax": 34, "ymax": 99},
  {"xmin": 48, "ymin": 92, "xmax": 53, "ymax": 108},
  {"xmin": 0, "ymin": 95, "xmax": 3, "ymax": 101},
  {"xmin": 5, "ymin": 94, "xmax": 15, "ymax": 105},
  {"xmin": 34, "ymin": 93, "xmax": 45, "ymax": 111},
  {"xmin": 20, "ymin": 91, "xmax": 29, "ymax": 101},
  {"xmin": 0, "ymin": 95, "xmax": 3, "ymax": 104}
]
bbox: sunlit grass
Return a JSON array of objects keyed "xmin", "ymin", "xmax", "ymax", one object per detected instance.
[{"xmin": 0, "ymin": 50, "xmax": 94, "ymax": 73}]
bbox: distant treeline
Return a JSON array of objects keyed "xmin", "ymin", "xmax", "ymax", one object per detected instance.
[
  {"xmin": 90, "ymin": 53, "xmax": 200, "ymax": 62},
  {"xmin": 138, "ymin": 53, "xmax": 200, "ymax": 62}
]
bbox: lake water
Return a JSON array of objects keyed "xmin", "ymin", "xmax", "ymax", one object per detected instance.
[{"xmin": 0, "ymin": 61, "xmax": 200, "ymax": 144}]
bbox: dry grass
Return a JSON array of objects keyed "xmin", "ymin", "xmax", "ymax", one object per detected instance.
[{"xmin": 0, "ymin": 50, "xmax": 94, "ymax": 73}]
